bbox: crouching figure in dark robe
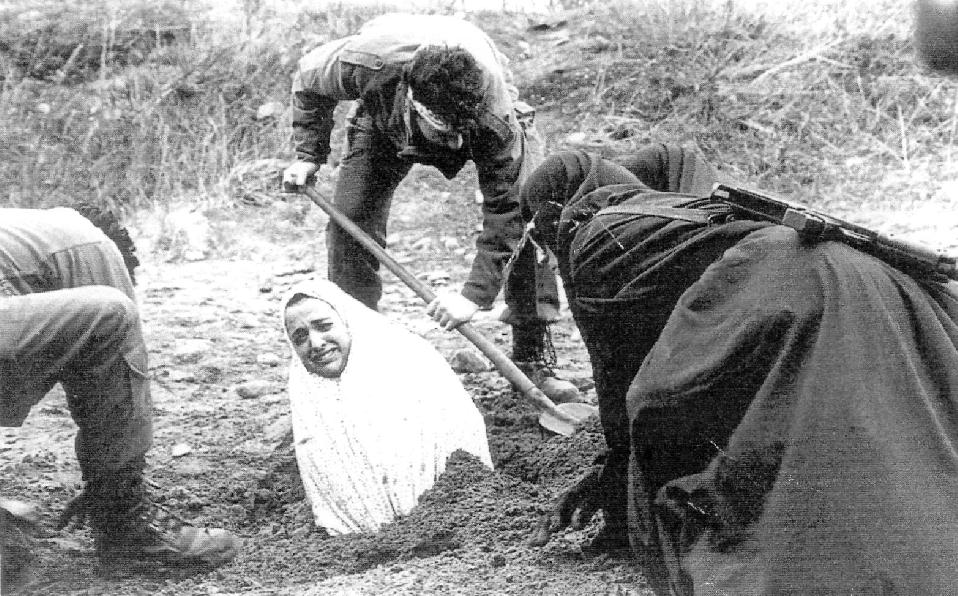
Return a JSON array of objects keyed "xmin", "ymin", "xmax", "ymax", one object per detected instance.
[{"xmin": 526, "ymin": 145, "xmax": 958, "ymax": 596}]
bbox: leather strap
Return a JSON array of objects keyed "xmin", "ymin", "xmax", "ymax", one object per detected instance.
[{"xmin": 596, "ymin": 203, "xmax": 715, "ymax": 225}]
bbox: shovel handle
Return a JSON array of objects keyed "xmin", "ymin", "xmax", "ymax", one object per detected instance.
[
  {"xmin": 302, "ymin": 186, "xmax": 438, "ymax": 303},
  {"xmin": 300, "ymin": 186, "xmax": 578, "ymax": 426}
]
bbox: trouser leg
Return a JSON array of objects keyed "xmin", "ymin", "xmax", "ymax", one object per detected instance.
[
  {"xmin": 504, "ymin": 119, "xmax": 561, "ymax": 336},
  {"xmin": 503, "ymin": 248, "xmax": 559, "ymax": 352},
  {"xmin": 327, "ymin": 111, "xmax": 411, "ymax": 310},
  {"xmin": 577, "ymin": 315, "xmax": 656, "ymax": 543},
  {"xmin": 0, "ymin": 287, "xmax": 240, "ymax": 568},
  {"xmin": 0, "ymin": 286, "xmax": 152, "ymax": 478},
  {"xmin": 502, "ymin": 240, "xmax": 560, "ymax": 358},
  {"xmin": 510, "ymin": 319, "xmax": 548, "ymax": 363},
  {"xmin": 503, "ymin": 241, "xmax": 581, "ymax": 402}
]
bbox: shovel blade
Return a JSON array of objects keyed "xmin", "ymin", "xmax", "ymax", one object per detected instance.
[{"xmin": 538, "ymin": 402, "xmax": 599, "ymax": 436}]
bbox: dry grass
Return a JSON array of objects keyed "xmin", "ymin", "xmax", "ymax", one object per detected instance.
[
  {"xmin": 519, "ymin": 0, "xmax": 958, "ymax": 241},
  {"xmin": 1, "ymin": 0, "xmax": 956, "ymax": 249},
  {"xmin": 0, "ymin": 0, "xmax": 386, "ymax": 213}
]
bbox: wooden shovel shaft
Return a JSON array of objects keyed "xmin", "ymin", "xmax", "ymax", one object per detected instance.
[{"xmin": 301, "ymin": 186, "xmax": 578, "ymax": 426}]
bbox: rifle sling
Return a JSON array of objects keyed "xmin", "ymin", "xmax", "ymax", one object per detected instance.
[{"xmin": 596, "ymin": 204, "xmax": 716, "ymax": 224}]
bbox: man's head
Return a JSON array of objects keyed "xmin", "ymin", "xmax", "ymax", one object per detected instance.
[
  {"xmin": 72, "ymin": 202, "xmax": 141, "ymax": 285},
  {"xmin": 404, "ymin": 45, "xmax": 484, "ymax": 148}
]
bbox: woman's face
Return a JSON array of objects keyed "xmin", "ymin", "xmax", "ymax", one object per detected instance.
[{"xmin": 285, "ymin": 297, "xmax": 352, "ymax": 378}]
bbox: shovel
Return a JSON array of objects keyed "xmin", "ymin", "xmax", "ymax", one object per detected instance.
[{"xmin": 298, "ymin": 185, "xmax": 597, "ymax": 436}]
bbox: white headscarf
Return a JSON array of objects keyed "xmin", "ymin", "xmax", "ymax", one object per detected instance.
[{"xmin": 282, "ymin": 279, "xmax": 493, "ymax": 535}]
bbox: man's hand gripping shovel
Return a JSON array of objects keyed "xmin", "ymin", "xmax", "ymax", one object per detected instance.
[{"xmin": 289, "ymin": 182, "xmax": 597, "ymax": 436}]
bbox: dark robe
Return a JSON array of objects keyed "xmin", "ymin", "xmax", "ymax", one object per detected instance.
[
  {"xmin": 519, "ymin": 146, "xmax": 747, "ymax": 548},
  {"xmin": 524, "ymin": 148, "xmax": 958, "ymax": 595},
  {"xmin": 623, "ymin": 225, "xmax": 958, "ymax": 595}
]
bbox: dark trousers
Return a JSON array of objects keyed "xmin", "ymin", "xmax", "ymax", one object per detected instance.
[
  {"xmin": 0, "ymin": 238, "xmax": 151, "ymax": 480},
  {"xmin": 517, "ymin": 145, "xmax": 721, "ymax": 541},
  {"xmin": 327, "ymin": 109, "xmax": 558, "ymax": 329}
]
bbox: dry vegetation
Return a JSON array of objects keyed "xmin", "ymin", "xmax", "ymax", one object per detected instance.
[
  {"xmin": 3, "ymin": 2, "xmax": 958, "ymax": 594},
  {"xmin": 2, "ymin": 0, "xmax": 956, "ymax": 249},
  {"xmin": 509, "ymin": 0, "xmax": 958, "ymax": 228},
  {"xmin": 0, "ymin": 0, "xmax": 382, "ymax": 212}
]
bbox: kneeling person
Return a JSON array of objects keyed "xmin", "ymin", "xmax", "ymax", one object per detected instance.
[{"xmin": 0, "ymin": 205, "xmax": 240, "ymax": 573}]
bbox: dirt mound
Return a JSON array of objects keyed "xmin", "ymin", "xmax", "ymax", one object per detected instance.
[
  {"xmin": 1, "ymin": 255, "xmax": 646, "ymax": 595},
  {"xmin": 198, "ymin": 382, "xmax": 607, "ymax": 592}
]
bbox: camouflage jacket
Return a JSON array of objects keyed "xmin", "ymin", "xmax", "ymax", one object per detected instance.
[{"xmin": 290, "ymin": 14, "xmax": 530, "ymax": 307}]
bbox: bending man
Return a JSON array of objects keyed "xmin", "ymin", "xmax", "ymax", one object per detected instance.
[
  {"xmin": 0, "ymin": 206, "xmax": 239, "ymax": 572},
  {"xmin": 282, "ymin": 13, "xmax": 577, "ymax": 402}
]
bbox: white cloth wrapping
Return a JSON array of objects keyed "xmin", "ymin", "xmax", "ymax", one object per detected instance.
[{"xmin": 282, "ymin": 280, "xmax": 493, "ymax": 535}]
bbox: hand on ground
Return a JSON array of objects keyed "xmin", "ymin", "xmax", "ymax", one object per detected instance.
[{"xmin": 529, "ymin": 464, "xmax": 604, "ymax": 546}]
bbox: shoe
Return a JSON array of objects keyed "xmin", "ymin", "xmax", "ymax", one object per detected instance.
[
  {"xmin": 515, "ymin": 360, "xmax": 582, "ymax": 404},
  {"xmin": 66, "ymin": 473, "xmax": 241, "ymax": 568},
  {"xmin": 95, "ymin": 507, "xmax": 241, "ymax": 568}
]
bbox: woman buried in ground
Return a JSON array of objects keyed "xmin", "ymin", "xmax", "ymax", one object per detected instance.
[{"xmin": 281, "ymin": 279, "xmax": 493, "ymax": 536}]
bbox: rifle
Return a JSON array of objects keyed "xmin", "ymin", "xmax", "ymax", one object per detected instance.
[{"xmin": 710, "ymin": 183, "xmax": 958, "ymax": 282}]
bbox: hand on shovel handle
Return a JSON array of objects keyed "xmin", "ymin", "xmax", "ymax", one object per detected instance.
[
  {"xmin": 282, "ymin": 161, "xmax": 319, "ymax": 191},
  {"xmin": 299, "ymin": 186, "xmax": 596, "ymax": 435},
  {"xmin": 426, "ymin": 292, "xmax": 480, "ymax": 331}
]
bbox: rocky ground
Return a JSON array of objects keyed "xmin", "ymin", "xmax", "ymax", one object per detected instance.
[
  {"xmin": 0, "ymin": 162, "xmax": 658, "ymax": 595},
  {"xmin": 5, "ymin": 85, "xmax": 958, "ymax": 596},
  {"xmin": 4, "ymin": 6, "xmax": 958, "ymax": 594}
]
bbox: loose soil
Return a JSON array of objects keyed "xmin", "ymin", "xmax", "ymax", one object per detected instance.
[
  {"xmin": 0, "ymin": 162, "xmax": 654, "ymax": 595},
  {"xmin": 4, "ymin": 8, "xmax": 957, "ymax": 595},
  {"xmin": 4, "ymin": 97, "xmax": 956, "ymax": 596}
]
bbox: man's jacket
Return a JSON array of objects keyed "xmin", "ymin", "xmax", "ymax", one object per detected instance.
[{"xmin": 291, "ymin": 14, "xmax": 529, "ymax": 307}]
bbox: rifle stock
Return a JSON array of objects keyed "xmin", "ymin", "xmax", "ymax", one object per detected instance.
[{"xmin": 711, "ymin": 184, "xmax": 958, "ymax": 282}]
